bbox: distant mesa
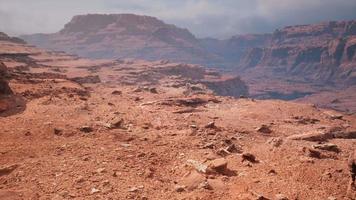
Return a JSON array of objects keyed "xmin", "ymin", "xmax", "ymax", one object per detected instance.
[{"xmin": 21, "ymin": 14, "xmax": 223, "ymax": 66}]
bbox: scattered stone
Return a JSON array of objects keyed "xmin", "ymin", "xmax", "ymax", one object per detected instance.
[
  {"xmin": 96, "ymin": 168, "xmax": 106, "ymax": 173},
  {"xmin": 133, "ymin": 87, "xmax": 142, "ymax": 92},
  {"xmin": 323, "ymin": 110, "xmax": 344, "ymax": 120},
  {"xmin": 203, "ymin": 142, "xmax": 214, "ymax": 149},
  {"xmin": 330, "ymin": 114, "xmax": 343, "ymax": 120},
  {"xmin": 0, "ymin": 164, "xmax": 19, "ymax": 176},
  {"xmin": 128, "ymin": 186, "xmax": 143, "ymax": 192},
  {"xmin": 90, "ymin": 188, "xmax": 100, "ymax": 195},
  {"xmin": 256, "ymin": 125, "xmax": 272, "ymax": 134},
  {"xmin": 190, "ymin": 124, "xmax": 197, "ymax": 129},
  {"xmin": 275, "ymin": 194, "xmax": 289, "ymax": 200},
  {"xmin": 216, "ymin": 148, "xmax": 230, "ymax": 157},
  {"xmin": 205, "ymin": 121, "xmax": 216, "ymax": 129},
  {"xmin": 299, "ymin": 156, "xmax": 315, "ymax": 163},
  {"xmin": 180, "ymin": 170, "xmax": 207, "ymax": 191},
  {"xmin": 75, "ymin": 176, "xmax": 85, "ymax": 183},
  {"xmin": 149, "ymin": 87, "xmax": 158, "ymax": 94},
  {"xmin": 174, "ymin": 185, "xmax": 186, "ymax": 192},
  {"xmin": 266, "ymin": 137, "xmax": 283, "ymax": 147},
  {"xmin": 312, "ymin": 143, "xmax": 340, "ymax": 152},
  {"xmin": 206, "ymin": 178, "xmax": 225, "ymax": 190},
  {"xmin": 136, "ymin": 96, "xmax": 145, "ymax": 101},
  {"xmin": 242, "ymin": 153, "xmax": 258, "ymax": 163},
  {"xmin": 287, "ymin": 131, "xmax": 333, "ymax": 142},
  {"xmin": 79, "ymin": 126, "xmax": 93, "ymax": 133},
  {"xmin": 160, "ymin": 97, "xmax": 210, "ymax": 107},
  {"xmin": 142, "ymin": 123, "xmax": 152, "ymax": 129},
  {"xmin": 108, "ymin": 117, "xmax": 125, "ymax": 129},
  {"xmin": 121, "ymin": 143, "xmax": 131, "ymax": 148},
  {"xmin": 307, "ymin": 148, "xmax": 323, "ymax": 159},
  {"xmin": 187, "ymin": 159, "xmax": 208, "ymax": 173},
  {"xmin": 198, "ymin": 181, "xmax": 212, "ymax": 190},
  {"xmin": 54, "ymin": 128, "xmax": 63, "ymax": 136},
  {"xmin": 113, "ymin": 171, "xmax": 120, "ymax": 177},
  {"xmin": 111, "ymin": 90, "xmax": 122, "ymax": 95},
  {"xmin": 128, "ymin": 187, "xmax": 138, "ymax": 192},
  {"xmin": 293, "ymin": 116, "xmax": 320, "ymax": 124},
  {"xmin": 144, "ymin": 168, "xmax": 154, "ymax": 178},
  {"xmin": 173, "ymin": 108, "xmax": 202, "ymax": 114},
  {"xmin": 207, "ymin": 158, "xmax": 228, "ymax": 173},
  {"xmin": 255, "ymin": 195, "xmax": 271, "ymax": 200},
  {"xmin": 226, "ymin": 144, "xmax": 242, "ymax": 153},
  {"xmin": 102, "ymin": 180, "xmax": 110, "ymax": 186}
]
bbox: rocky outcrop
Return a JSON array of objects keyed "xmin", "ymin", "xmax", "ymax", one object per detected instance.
[
  {"xmin": 239, "ymin": 21, "xmax": 356, "ymax": 85},
  {"xmin": 0, "ymin": 62, "xmax": 12, "ymax": 95},
  {"xmin": 202, "ymin": 77, "xmax": 249, "ymax": 97},
  {"xmin": 21, "ymin": 14, "xmax": 222, "ymax": 66}
]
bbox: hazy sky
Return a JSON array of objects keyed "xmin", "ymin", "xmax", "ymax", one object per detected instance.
[{"xmin": 1, "ymin": 0, "xmax": 356, "ymax": 38}]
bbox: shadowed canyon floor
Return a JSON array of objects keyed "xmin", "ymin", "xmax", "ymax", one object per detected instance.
[{"xmin": 1, "ymin": 32, "xmax": 356, "ymax": 200}]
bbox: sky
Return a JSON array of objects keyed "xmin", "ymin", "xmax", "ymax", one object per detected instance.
[{"xmin": 1, "ymin": 0, "xmax": 356, "ymax": 38}]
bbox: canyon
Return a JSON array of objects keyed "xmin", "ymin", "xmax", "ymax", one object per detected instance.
[
  {"xmin": 0, "ymin": 30, "xmax": 355, "ymax": 200},
  {"xmin": 0, "ymin": 13, "xmax": 355, "ymax": 199},
  {"xmin": 21, "ymin": 14, "xmax": 356, "ymax": 112}
]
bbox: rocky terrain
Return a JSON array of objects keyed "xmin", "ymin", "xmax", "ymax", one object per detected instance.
[
  {"xmin": 21, "ymin": 15, "xmax": 356, "ymax": 113},
  {"xmin": 202, "ymin": 20, "xmax": 356, "ymax": 112},
  {"xmin": 1, "ymin": 31, "xmax": 356, "ymax": 199}
]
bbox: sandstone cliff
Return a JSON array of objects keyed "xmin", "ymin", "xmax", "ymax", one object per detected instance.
[
  {"xmin": 21, "ymin": 14, "xmax": 222, "ymax": 66},
  {"xmin": 239, "ymin": 21, "xmax": 356, "ymax": 85}
]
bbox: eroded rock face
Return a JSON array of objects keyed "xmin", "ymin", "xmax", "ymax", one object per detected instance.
[
  {"xmin": 0, "ymin": 62, "xmax": 12, "ymax": 95},
  {"xmin": 21, "ymin": 14, "xmax": 221, "ymax": 66},
  {"xmin": 238, "ymin": 21, "xmax": 356, "ymax": 85},
  {"xmin": 202, "ymin": 76, "xmax": 249, "ymax": 97}
]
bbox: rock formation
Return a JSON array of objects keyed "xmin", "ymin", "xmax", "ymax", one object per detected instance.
[
  {"xmin": 238, "ymin": 21, "xmax": 356, "ymax": 85},
  {"xmin": 18, "ymin": 17, "xmax": 356, "ymax": 111},
  {"xmin": 21, "ymin": 14, "xmax": 222, "ymax": 66},
  {"xmin": 0, "ymin": 62, "xmax": 12, "ymax": 95}
]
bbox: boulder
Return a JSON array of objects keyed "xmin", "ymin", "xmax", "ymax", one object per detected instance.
[
  {"xmin": 179, "ymin": 171, "xmax": 206, "ymax": 191},
  {"xmin": 256, "ymin": 125, "xmax": 272, "ymax": 134},
  {"xmin": 242, "ymin": 153, "xmax": 258, "ymax": 163},
  {"xmin": 0, "ymin": 164, "xmax": 19, "ymax": 176},
  {"xmin": 207, "ymin": 158, "xmax": 228, "ymax": 173},
  {"xmin": 312, "ymin": 143, "xmax": 340, "ymax": 152},
  {"xmin": 287, "ymin": 131, "xmax": 333, "ymax": 142}
]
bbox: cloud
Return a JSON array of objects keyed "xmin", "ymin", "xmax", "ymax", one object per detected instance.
[{"xmin": 0, "ymin": 0, "xmax": 356, "ymax": 38}]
